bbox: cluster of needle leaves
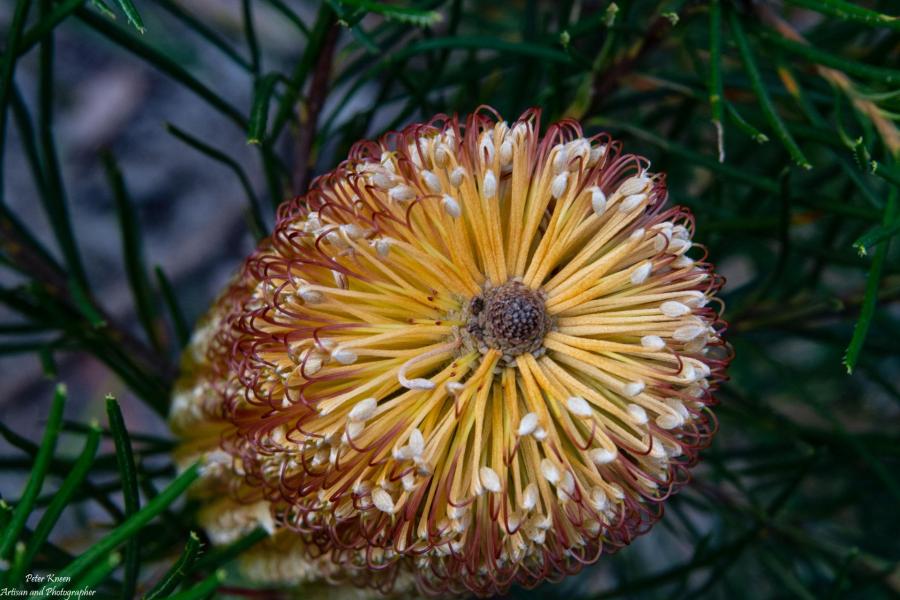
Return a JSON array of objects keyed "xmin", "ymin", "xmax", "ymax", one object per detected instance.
[{"xmin": 1, "ymin": 0, "xmax": 899, "ymax": 598}]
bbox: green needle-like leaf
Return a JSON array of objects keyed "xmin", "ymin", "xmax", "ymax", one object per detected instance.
[
  {"xmin": 71, "ymin": 552, "xmax": 121, "ymax": 592},
  {"xmin": 153, "ymin": 265, "xmax": 190, "ymax": 349},
  {"xmin": 729, "ymin": 10, "xmax": 812, "ymax": 170},
  {"xmin": 784, "ymin": 0, "xmax": 900, "ymax": 32},
  {"xmin": 758, "ymin": 28, "xmax": 900, "ymax": 85},
  {"xmin": 262, "ymin": 0, "xmax": 310, "ymax": 36},
  {"xmin": 3, "ymin": 1, "xmax": 900, "ymax": 596},
  {"xmin": 844, "ymin": 186, "xmax": 899, "ymax": 373},
  {"xmin": 155, "ymin": 0, "xmax": 252, "ymax": 71},
  {"xmin": 726, "ymin": 102, "xmax": 770, "ymax": 143},
  {"xmin": 241, "ymin": 0, "xmax": 261, "ymax": 74},
  {"xmin": 165, "ymin": 123, "xmax": 266, "ymax": 241},
  {"xmin": 191, "ymin": 527, "xmax": 268, "ymax": 573},
  {"xmin": 0, "ymin": 0, "xmax": 32, "ymax": 198},
  {"xmin": 589, "ymin": 117, "xmax": 780, "ymax": 193},
  {"xmin": 163, "ymin": 570, "xmax": 226, "ymax": 600},
  {"xmin": 104, "ymin": 152, "xmax": 161, "ymax": 352},
  {"xmin": 76, "ymin": 8, "xmax": 247, "ymax": 128},
  {"xmin": 48, "ymin": 463, "xmax": 199, "ymax": 588},
  {"xmin": 37, "ymin": 8, "xmax": 90, "ymax": 290},
  {"xmin": 852, "ymin": 220, "xmax": 900, "ymax": 256},
  {"xmin": 0, "ymin": 384, "xmax": 66, "ymax": 565},
  {"xmin": 336, "ymin": 0, "xmax": 443, "ymax": 27},
  {"xmin": 89, "ymin": 0, "xmax": 117, "ymax": 20},
  {"xmin": 17, "ymin": 0, "xmax": 82, "ymax": 57},
  {"xmin": 8, "ymin": 423, "xmax": 101, "ymax": 585},
  {"xmin": 270, "ymin": 4, "xmax": 338, "ymax": 140},
  {"xmin": 112, "ymin": 0, "xmax": 144, "ymax": 33},
  {"xmin": 145, "ymin": 532, "xmax": 203, "ymax": 599},
  {"xmin": 248, "ymin": 73, "xmax": 280, "ymax": 145},
  {"xmin": 106, "ymin": 396, "xmax": 141, "ymax": 600}
]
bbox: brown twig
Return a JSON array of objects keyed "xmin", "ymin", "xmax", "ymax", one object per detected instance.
[{"xmin": 292, "ymin": 24, "xmax": 341, "ymax": 195}]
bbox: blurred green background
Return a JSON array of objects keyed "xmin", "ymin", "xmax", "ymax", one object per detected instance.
[{"xmin": 1, "ymin": 0, "xmax": 899, "ymax": 598}]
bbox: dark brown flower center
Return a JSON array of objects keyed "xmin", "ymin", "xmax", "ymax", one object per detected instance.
[{"xmin": 464, "ymin": 281, "xmax": 550, "ymax": 360}]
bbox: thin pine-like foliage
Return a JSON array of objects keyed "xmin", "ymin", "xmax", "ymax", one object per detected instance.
[{"xmin": 0, "ymin": 0, "xmax": 898, "ymax": 598}]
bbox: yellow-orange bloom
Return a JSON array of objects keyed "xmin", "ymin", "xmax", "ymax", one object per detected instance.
[{"xmin": 171, "ymin": 108, "xmax": 730, "ymax": 597}]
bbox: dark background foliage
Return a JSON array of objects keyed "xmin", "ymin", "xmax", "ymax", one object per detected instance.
[{"xmin": 1, "ymin": 0, "xmax": 899, "ymax": 598}]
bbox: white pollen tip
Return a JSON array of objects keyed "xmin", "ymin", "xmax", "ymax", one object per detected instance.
[
  {"xmin": 331, "ymin": 347, "xmax": 357, "ymax": 365},
  {"xmin": 619, "ymin": 193, "xmax": 647, "ymax": 212},
  {"xmin": 444, "ymin": 381, "xmax": 466, "ymax": 396},
  {"xmin": 590, "ymin": 447, "xmax": 618, "ymax": 465},
  {"xmin": 517, "ymin": 412, "xmax": 539, "ymax": 437},
  {"xmin": 673, "ymin": 324, "xmax": 706, "ymax": 342},
  {"xmin": 348, "ymin": 397, "xmax": 377, "ymax": 422},
  {"xmin": 500, "ymin": 141, "xmax": 513, "ymax": 166},
  {"xmin": 629, "ymin": 227, "xmax": 646, "ymax": 242},
  {"xmin": 401, "ymin": 377, "xmax": 436, "ymax": 390},
  {"xmin": 480, "ymin": 135, "xmax": 495, "ymax": 164},
  {"xmin": 422, "ymin": 170, "xmax": 441, "ymax": 193},
  {"xmin": 552, "ymin": 144, "xmax": 568, "ymax": 172},
  {"xmin": 445, "ymin": 381, "xmax": 465, "ymax": 395},
  {"xmin": 630, "ymin": 262, "xmax": 653, "ymax": 285},
  {"xmin": 298, "ymin": 286, "xmax": 324, "ymax": 304},
  {"xmin": 479, "ymin": 466, "xmax": 502, "ymax": 493},
  {"xmin": 408, "ymin": 428, "xmax": 425, "ymax": 457},
  {"xmin": 374, "ymin": 238, "xmax": 391, "ymax": 257},
  {"xmin": 441, "ymin": 194, "xmax": 461, "ymax": 218},
  {"xmin": 341, "ymin": 223, "xmax": 363, "ymax": 239},
  {"xmin": 372, "ymin": 488, "xmax": 395, "ymax": 514},
  {"xmin": 669, "ymin": 238, "xmax": 692, "ymax": 254},
  {"xmin": 619, "ymin": 175, "xmax": 652, "ymax": 196},
  {"xmin": 672, "ymin": 255, "xmax": 694, "ymax": 268},
  {"xmin": 522, "ymin": 483, "xmax": 539, "ymax": 510},
  {"xmin": 389, "ymin": 184, "xmax": 416, "ymax": 202},
  {"xmin": 566, "ymin": 396, "xmax": 593, "ymax": 418},
  {"xmin": 656, "ymin": 413, "xmax": 683, "ymax": 430},
  {"xmin": 626, "ymin": 403, "xmax": 648, "ymax": 424},
  {"xmin": 345, "ymin": 420, "xmax": 364, "ymax": 440},
  {"xmin": 551, "ymin": 172, "xmax": 568, "ymax": 199},
  {"xmin": 661, "ymin": 301, "xmax": 691, "ymax": 317},
  {"xmin": 372, "ymin": 172, "xmax": 393, "ymax": 190},
  {"xmin": 332, "ymin": 270, "xmax": 347, "ymax": 288},
  {"xmin": 435, "ymin": 145, "xmax": 450, "ymax": 168},
  {"xmin": 540, "ymin": 458, "xmax": 560, "ymax": 484},
  {"xmin": 624, "ymin": 381, "xmax": 645, "ymax": 397},
  {"xmin": 533, "ymin": 427, "xmax": 548, "ymax": 441},
  {"xmin": 482, "ymin": 170, "xmax": 497, "ymax": 198},
  {"xmin": 449, "ymin": 166, "xmax": 465, "ymax": 187},
  {"xmin": 609, "ymin": 483, "xmax": 625, "ymax": 500},
  {"xmin": 590, "ymin": 487, "xmax": 609, "ymax": 511},
  {"xmin": 641, "ymin": 335, "xmax": 665, "ymax": 351},
  {"xmin": 590, "ymin": 186, "xmax": 607, "ymax": 215}
]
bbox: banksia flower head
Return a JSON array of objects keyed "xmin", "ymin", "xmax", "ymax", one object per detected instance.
[{"xmin": 171, "ymin": 107, "xmax": 730, "ymax": 597}]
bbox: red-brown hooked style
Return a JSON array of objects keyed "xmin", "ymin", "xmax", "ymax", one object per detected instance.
[{"xmin": 171, "ymin": 107, "xmax": 731, "ymax": 597}]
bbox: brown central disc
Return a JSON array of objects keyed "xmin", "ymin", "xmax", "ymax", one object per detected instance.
[{"xmin": 465, "ymin": 281, "xmax": 550, "ymax": 358}]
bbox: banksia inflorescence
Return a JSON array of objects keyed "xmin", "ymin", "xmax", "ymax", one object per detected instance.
[{"xmin": 171, "ymin": 107, "xmax": 730, "ymax": 597}]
